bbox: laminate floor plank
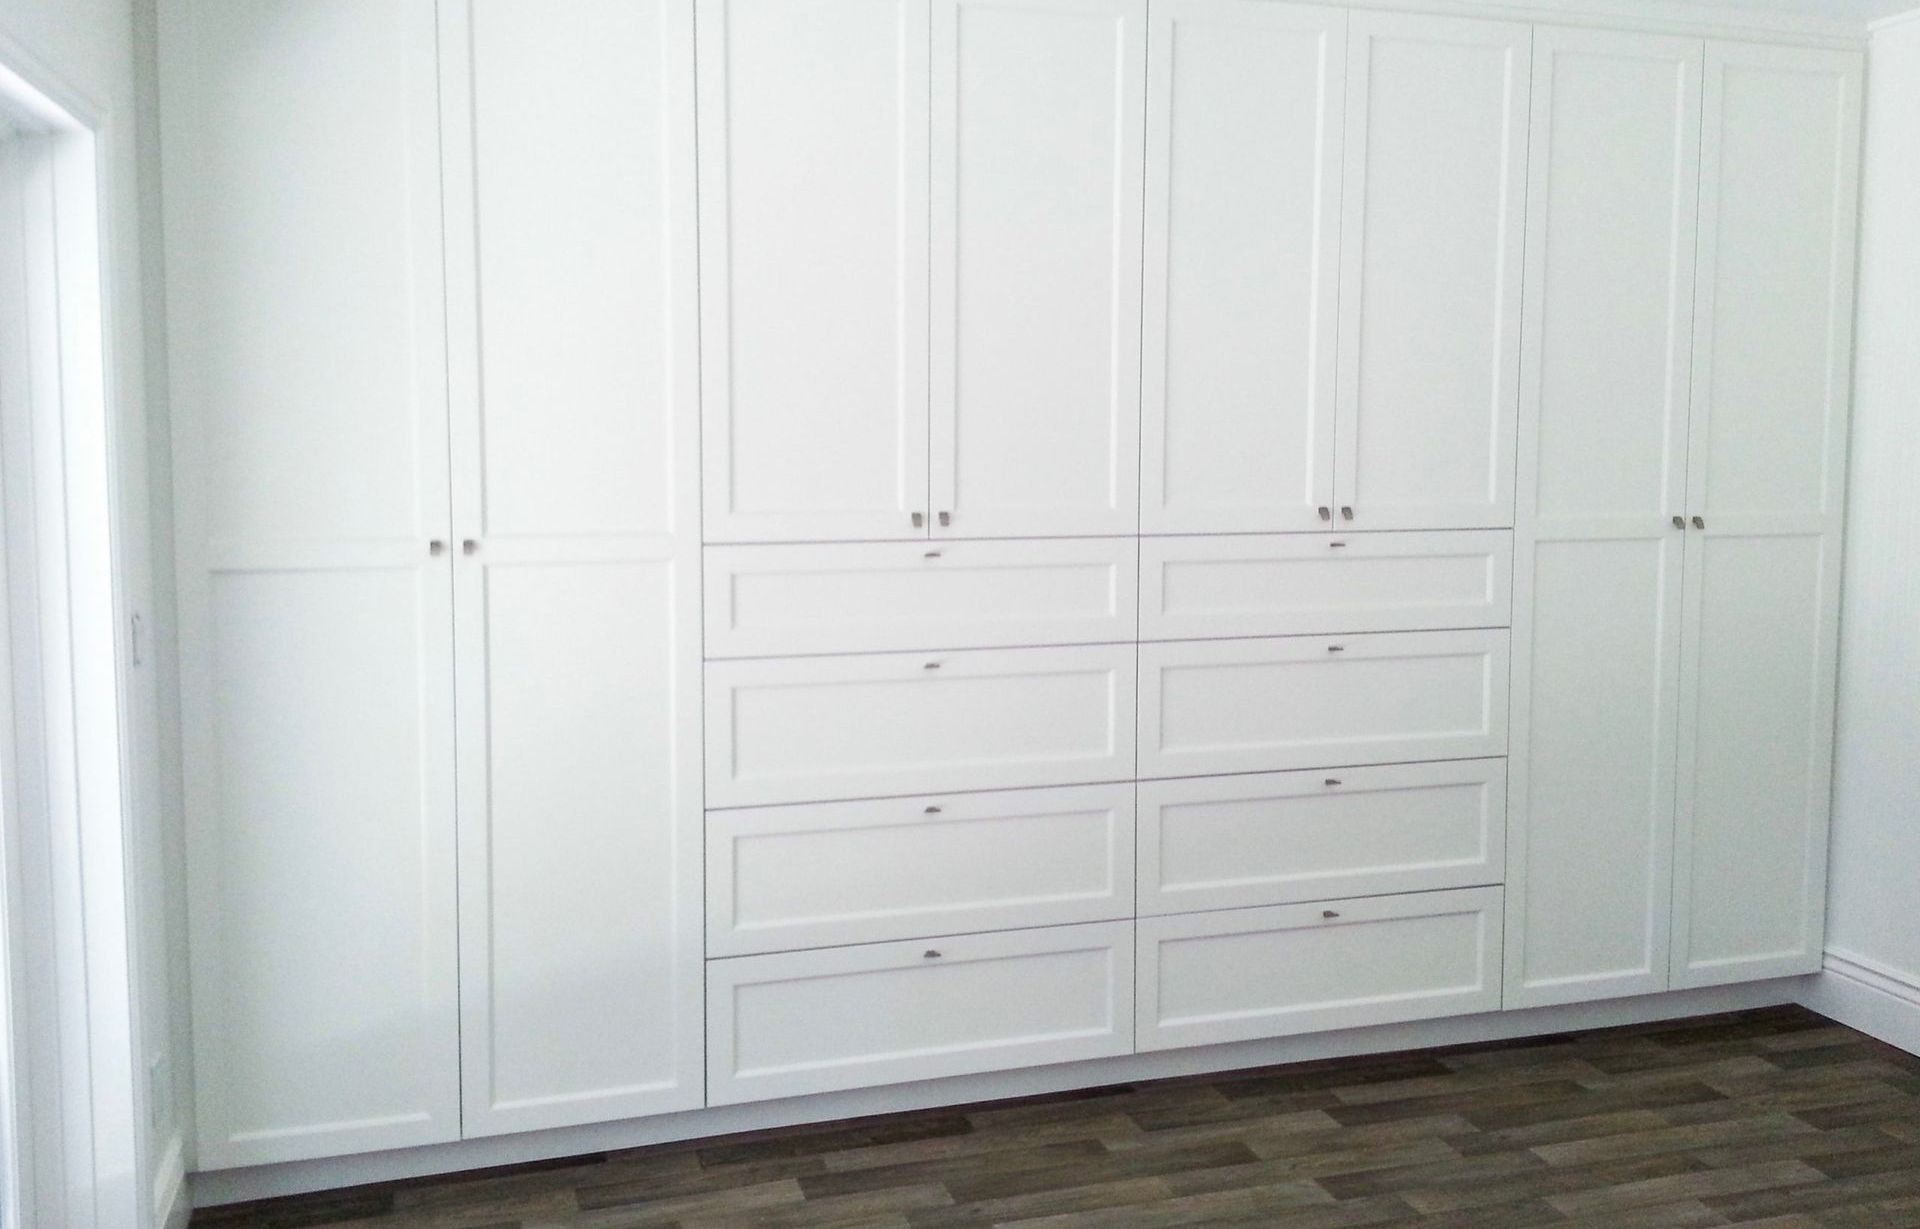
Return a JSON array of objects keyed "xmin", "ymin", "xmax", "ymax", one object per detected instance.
[{"xmin": 193, "ymin": 1007, "xmax": 1920, "ymax": 1229}]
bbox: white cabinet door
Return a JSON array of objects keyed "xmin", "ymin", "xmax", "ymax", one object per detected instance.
[
  {"xmin": 707, "ymin": 784, "xmax": 1134, "ymax": 955},
  {"xmin": 1137, "ymin": 889, "xmax": 1503, "ymax": 1052},
  {"xmin": 441, "ymin": 0, "xmax": 702, "ymax": 1135},
  {"xmin": 1335, "ymin": 14, "xmax": 1529, "ymax": 530},
  {"xmin": 707, "ymin": 645, "xmax": 1136, "ymax": 807},
  {"xmin": 931, "ymin": 0, "xmax": 1145, "ymax": 538},
  {"xmin": 163, "ymin": 0, "xmax": 459, "ymax": 1167},
  {"xmin": 1506, "ymin": 28, "xmax": 1700, "ymax": 1010},
  {"xmin": 709, "ymin": 922, "xmax": 1134, "ymax": 1105},
  {"xmin": 1672, "ymin": 43, "xmax": 1861, "ymax": 989},
  {"xmin": 1139, "ymin": 631, "xmax": 1509, "ymax": 780},
  {"xmin": 698, "ymin": 0, "xmax": 930, "ymax": 542},
  {"xmin": 1140, "ymin": 1, "xmax": 1343, "ymax": 534},
  {"xmin": 705, "ymin": 538, "xmax": 1137, "ymax": 658}
]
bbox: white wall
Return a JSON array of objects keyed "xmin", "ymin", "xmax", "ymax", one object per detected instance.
[
  {"xmin": 1828, "ymin": 13, "xmax": 1920, "ymax": 988},
  {"xmin": 0, "ymin": 0, "xmax": 187, "ymax": 1224}
]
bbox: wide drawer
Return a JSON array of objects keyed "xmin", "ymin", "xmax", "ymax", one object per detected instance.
[
  {"xmin": 706, "ymin": 538, "xmax": 1137, "ymax": 657},
  {"xmin": 706, "ymin": 644, "xmax": 1136, "ymax": 807},
  {"xmin": 1141, "ymin": 531, "xmax": 1512, "ymax": 640},
  {"xmin": 707, "ymin": 784, "xmax": 1134, "ymax": 956},
  {"xmin": 1139, "ymin": 760, "xmax": 1505, "ymax": 916},
  {"xmin": 1137, "ymin": 888, "xmax": 1503, "ymax": 1052},
  {"xmin": 707, "ymin": 922, "xmax": 1134, "ymax": 1105},
  {"xmin": 1139, "ymin": 630, "xmax": 1509, "ymax": 779}
]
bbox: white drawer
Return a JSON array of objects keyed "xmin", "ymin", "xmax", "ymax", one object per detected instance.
[
  {"xmin": 1139, "ymin": 760, "xmax": 1505, "ymax": 916},
  {"xmin": 1139, "ymin": 630, "xmax": 1508, "ymax": 779},
  {"xmin": 705, "ymin": 539, "xmax": 1137, "ymax": 657},
  {"xmin": 707, "ymin": 922, "xmax": 1134, "ymax": 1105},
  {"xmin": 706, "ymin": 645, "xmax": 1135, "ymax": 807},
  {"xmin": 707, "ymin": 784, "xmax": 1134, "ymax": 956},
  {"xmin": 1141, "ymin": 531, "xmax": 1512, "ymax": 640},
  {"xmin": 1137, "ymin": 888, "xmax": 1503, "ymax": 1052}
]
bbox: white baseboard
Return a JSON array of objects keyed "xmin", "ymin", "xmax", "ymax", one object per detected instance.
[
  {"xmin": 1799, "ymin": 948, "xmax": 1920, "ymax": 1056},
  {"xmin": 152, "ymin": 1131, "xmax": 187, "ymax": 1229},
  {"xmin": 190, "ymin": 977, "xmax": 1801, "ymax": 1209}
]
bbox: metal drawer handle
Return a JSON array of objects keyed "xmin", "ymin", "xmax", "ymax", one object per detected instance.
[
  {"xmin": 1322, "ymin": 910, "xmax": 1340, "ymax": 920},
  {"xmin": 924, "ymin": 550, "xmax": 942, "ymax": 559},
  {"xmin": 1327, "ymin": 644, "xmax": 1345, "ymax": 653},
  {"xmin": 923, "ymin": 949, "xmax": 942, "ymax": 959},
  {"xmin": 1324, "ymin": 778, "xmax": 1342, "ymax": 787},
  {"xmin": 1329, "ymin": 541, "xmax": 1347, "ymax": 550},
  {"xmin": 923, "ymin": 805, "xmax": 942, "ymax": 814},
  {"xmin": 923, "ymin": 661, "xmax": 941, "ymax": 671}
]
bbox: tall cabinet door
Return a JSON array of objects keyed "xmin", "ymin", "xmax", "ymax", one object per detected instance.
[
  {"xmin": 1506, "ymin": 29, "xmax": 1700, "ymax": 1010},
  {"xmin": 931, "ymin": 0, "xmax": 1146, "ymax": 538},
  {"xmin": 441, "ymin": 0, "xmax": 704, "ymax": 1134},
  {"xmin": 1140, "ymin": 0, "xmax": 1344, "ymax": 535},
  {"xmin": 698, "ymin": 0, "xmax": 931, "ymax": 542},
  {"xmin": 1672, "ymin": 43, "xmax": 1862, "ymax": 989},
  {"xmin": 1335, "ymin": 14, "xmax": 1529, "ymax": 530},
  {"xmin": 163, "ymin": 0, "xmax": 460, "ymax": 1167}
]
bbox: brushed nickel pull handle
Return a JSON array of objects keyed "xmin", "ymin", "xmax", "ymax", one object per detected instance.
[
  {"xmin": 1327, "ymin": 644, "xmax": 1345, "ymax": 653},
  {"xmin": 1329, "ymin": 541, "xmax": 1347, "ymax": 550},
  {"xmin": 429, "ymin": 539, "xmax": 446, "ymax": 556},
  {"xmin": 1318, "ymin": 506, "xmax": 1332, "ymax": 521},
  {"xmin": 1672, "ymin": 515, "xmax": 1685, "ymax": 529},
  {"xmin": 923, "ymin": 662, "xmax": 941, "ymax": 670},
  {"xmin": 1325, "ymin": 778, "xmax": 1342, "ymax": 787},
  {"xmin": 1340, "ymin": 506, "xmax": 1354, "ymax": 521},
  {"xmin": 923, "ymin": 805, "xmax": 942, "ymax": 814},
  {"xmin": 938, "ymin": 511, "xmax": 951, "ymax": 527},
  {"xmin": 1692, "ymin": 515, "xmax": 1705, "ymax": 529},
  {"xmin": 1322, "ymin": 910, "xmax": 1340, "ymax": 919},
  {"xmin": 924, "ymin": 550, "xmax": 942, "ymax": 559},
  {"xmin": 461, "ymin": 539, "xmax": 479, "ymax": 555},
  {"xmin": 923, "ymin": 949, "xmax": 942, "ymax": 959},
  {"xmin": 913, "ymin": 512, "xmax": 925, "ymax": 528}
]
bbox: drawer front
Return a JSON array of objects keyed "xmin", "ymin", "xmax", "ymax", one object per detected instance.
[
  {"xmin": 706, "ymin": 539, "xmax": 1138, "ymax": 657},
  {"xmin": 1141, "ymin": 531, "xmax": 1513, "ymax": 640},
  {"xmin": 707, "ymin": 645, "xmax": 1136, "ymax": 807},
  {"xmin": 1137, "ymin": 888, "xmax": 1503, "ymax": 1051},
  {"xmin": 708, "ymin": 922, "xmax": 1134, "ymax": 1104},
  {"xmin": 1139, "ymin": 760, "xmax": 1505, "ymax": 916},
  {"xmin": 1139, "ymin": 630, "xmax": 1508, "ymax": 779},
  {"xmin": 708, "ymin": 784, "xmax": 1135, "ymax": 956}
]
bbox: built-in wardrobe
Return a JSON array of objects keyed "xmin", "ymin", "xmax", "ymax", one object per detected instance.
[{"xmin": 161, "ymin": 0, "xmax": 1861, "ymax": 1175}]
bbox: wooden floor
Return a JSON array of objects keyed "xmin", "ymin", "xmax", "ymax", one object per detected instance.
[{"xmin": 193, "ymin": 1006, "xmax": 1920, "ymax": 1229}]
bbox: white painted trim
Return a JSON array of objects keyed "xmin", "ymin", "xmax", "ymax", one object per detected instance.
[
  {"xmin": 1868, "ymin": 6, "xmax": 1920, "ymax": 33},
  {"xmin": 152, "ymin": 1133, "xmax": 185, "ymax": 1229},
  {"xmin": 190, "ymin": 978, "xmax": 1802, "ymax": 1209},
  {"xmin": 1799, "ymin": 950, "xmax": 1920, "ymax": 1056},
  {"xmin": 1320, "ymin": 0, "xmax": 1865, "ymax": 47}
]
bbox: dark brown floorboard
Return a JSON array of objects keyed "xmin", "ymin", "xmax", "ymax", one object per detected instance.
[{"xmin": 192, "ymin": 1005, "xmax": 1920, "ymax": 1229}]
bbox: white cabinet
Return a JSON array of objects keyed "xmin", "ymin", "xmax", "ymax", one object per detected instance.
[
  {"xmin": 1137, "ymin": 889, "xmax": 1503, "ymax": 1052},
  {"xmin": 931, "ymin": 0, "xmax": 1146, "ymax": 538},
  {"xmin": 165, "ymin": 0, "xmax": 460, "ymax": 1167},
  {"xmin": 707, "ymin": 645, "xmax": 1136, "ymax": 807},
  {"xmin": 705, "ymin": 538, "xmax": 1137, "ymax": 658},
  {"xmin": 697, "ymin": 0, "xmax": 930, "ymax": 542},
  {"xmin": 707, "ymin": 784, "xmax": 1133, "ymax": 955},
  {"xmin": 1140, "ymin": 760, "xmax": 1505, "ymax": 916},
  {"xmin": 440, "ymin": 0, "xmax": 702, "ymax": 1136},
  {"xmin": 1141, "ymin": 531, "xmax": 1511, "ymax": 641},
  {"xmin": 1140, "ymin": 1, "xmax": 1344, "ymax": 534},
  {"xmin": 1139, "ymin": 630, "xmax": 1509, "ymax": 779},
  {"xmin": 1335, "ymin": 14, "xmax": 1529, "ymax": 530},
  {"xmin": 1507, "ymin": 28, "xmax": 1700, "ymax": 1009},
  {"xmin": 1672, "ymin": 43, "xmax": 1860, "ymax": 989},
  {"xmin": 708, "ymin": 922, "xmax": 1134, "ymax": 1105}
]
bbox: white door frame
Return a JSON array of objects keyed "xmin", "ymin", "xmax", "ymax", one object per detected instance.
[{"xmin": 0, "ymin": 43, "xmax": 146, "ymax": 1229}]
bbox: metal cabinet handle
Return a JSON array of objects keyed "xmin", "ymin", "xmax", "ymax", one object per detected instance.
[
  {"xmin": 1329, "ymin": 541, "xmax": 1347, "ymax": 550},
  {"xmin": 924, "ymin": 550, "xmax": 942, "ymax": 559},
  {"xmin": 1672, "ymin": 515, "xmax": 1685, "ymax": 529},
  {"xmin": 1327, "ymin": 644, "xmax": 1345, "ymax": 653},
  {"xmin": 1692, "ymin": 515, "xmax": 1705, "ymax": 529},
  {"xmin": 461, "ymin": 539, "xmax": 479, "ymax": 555},
  {"xmin": 1318, "ymin": 506, "xmax": 1331, "ymax": 522},
  {"xmin": 938, "ymin": 511, "xmax": 951, "ymax": 527},
  {"xmin": 923, "ymin": 805, "xmax": 942, "ymax": 814},
  {"xmin": 913, "ymin": 512, "xmax": 925, "ymax": 528},
  {"xmin": 429, "ymin": 539, "xmax": 446, "ymax": 556},
  {"xmin": 1324, "ymin": 778, "xmax": 1342, "ymax": 787},
  {"xmin": 923, "ymin": 661, "xmax": 941, "ymax": 670},
  {"xmin": 1322, "ymin": 910, "xmax": 1340, "ymax": 919},
  {"xmin": 1340, "ymin": 506, "xmax": 1354, "ymax": 521},
  {"xmin": 923, "ymin": 949, "xmax": 942, "ymax": 959}
]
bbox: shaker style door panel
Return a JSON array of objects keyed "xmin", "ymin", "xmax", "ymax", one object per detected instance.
[
  {"xmin": 1507, "ymin": 28, "xmax": 1700, "ymax": 1009},
  {"xmin": 705, "ymin": 538, "xmax": 1137, "ymax": 657},
  {"xmin": 707, "ymin": 645, "xmax": 1136, "ymax": 807},
  {"xmin": 1141, "ymin": 0, "xmax": 1343, "ymax": 534},
  {"xmin": 441, "ymin": 0, "xmax": 704, "ymax": 1135},
  {"xmin": 1673, "ymin": 43, "xmax": 1860, "ymax": 989},
  {"xmin": 931, "ymin": 0, "xmax": 1145, "ymax": 537},
  {"xmin": 708, "ymin": 923, "xmax": 1134, "ymax": 1105},
  {"xmin": 698, "ymin": 0, "xmax": 931, "ymax": 541},
  {"xmin": 163, "ymin": 0, "xmax": 461, "ymax": 1167},
  {"xmin": 1139, "ymin": 631, "xmax": 1509, "ymax": 780},
  {"xmin": 1335, "ymin": 13, "xmax": 1529, "ymax": 530},
  {"xmin": 707, "ymin": 784, "xmax": 1134, "ymax": 955}
]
